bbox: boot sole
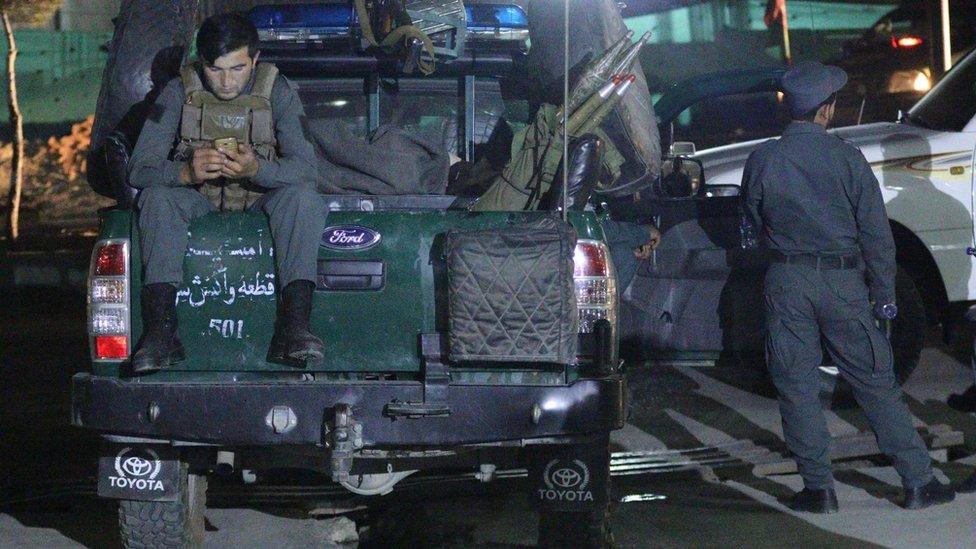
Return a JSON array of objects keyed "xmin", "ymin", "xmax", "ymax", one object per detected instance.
[
  {"xmin": 903, "ymin": 491, "xmax": 955, "ymax": 510},
  {"xmin": 289, "ymin": 349, "xmax": 324, "ymax": 363}
]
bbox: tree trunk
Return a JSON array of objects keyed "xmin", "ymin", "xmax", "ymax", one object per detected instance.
[{"xmin": 3, "ymin": 10, "xmax": 23, "ymax": 243}]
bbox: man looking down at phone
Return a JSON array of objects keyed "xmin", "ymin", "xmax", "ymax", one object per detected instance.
[{"xmin": 127, "ymin": 13, "xmax": 327, "ymax": 374}]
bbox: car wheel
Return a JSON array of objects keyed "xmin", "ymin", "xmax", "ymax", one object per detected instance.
[
  {"xmin": 118, "ymin": 466, "xmax": 206, "ymax": 548},
  {"xmin": 538, "ymin": 506, "xmax": 612, "ymax": 549},
  {"xmin": 889, "ymin": 266, "xmax": 925, "ymax": 384}
]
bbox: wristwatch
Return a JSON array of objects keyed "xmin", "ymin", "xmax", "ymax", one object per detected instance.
[{"xmin": 876, "ymin": 302, "xmax": 898, "ymax": 320}]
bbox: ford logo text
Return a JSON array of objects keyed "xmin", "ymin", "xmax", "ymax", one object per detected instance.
[{"xmin": 321, "ymin": 225, "xmax": 381, "ymax": 251}]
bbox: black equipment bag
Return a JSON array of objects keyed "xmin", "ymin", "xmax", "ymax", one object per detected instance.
[{"xmin": 445, "ymin": 217, "xmax": 578, "ymax": 363}]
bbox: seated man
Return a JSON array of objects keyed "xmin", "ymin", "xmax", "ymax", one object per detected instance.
[{"xmin": 128, "ymin": 13, "xmax": 326, "ymax": 373}]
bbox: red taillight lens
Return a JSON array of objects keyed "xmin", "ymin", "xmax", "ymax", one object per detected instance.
[
  {"xmin": 892, "ymin": 35, "xmax": 924, "ymax": 48},
  {"xmin": 574, "ymin": 241, "xmax": 610, "ymax": 277},
  {"xmin": 95, "ymin": 335, "xmax": 128, "ymax": 359},
  {"xmin": 94, "ymin": 243, "xmax": 127, "ymax": 276}
]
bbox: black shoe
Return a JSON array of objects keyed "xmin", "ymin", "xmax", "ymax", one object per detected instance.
[
  {"xmin": 956, "ymin": 471, "xmax": 976, "ymax": 494},
  {"xmin": 268, "ymin": 280, "xmax": 325, "ymax": 366},
  {"xmin": 131, "ymin": 283, "xmax": 186, "ymax": 374},
  {"xmin": 903, "ymin": 478, "xmax": 955, "ymax": 510},
  {"xmin": 789, "ymin": 488, "xmax": 839, "ymax": 514}
]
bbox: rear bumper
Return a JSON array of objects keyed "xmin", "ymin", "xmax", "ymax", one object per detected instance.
[{"xmin": 71, "ymin": 374, "xmax": 625, "ymax": 446}]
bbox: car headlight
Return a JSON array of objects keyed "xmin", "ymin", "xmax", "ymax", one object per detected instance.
[{"xmin": 886, "ymin": 69, "xmax": 931, "ymax": 94}]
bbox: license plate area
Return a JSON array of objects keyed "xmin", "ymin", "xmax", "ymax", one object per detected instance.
[{"xmin": 97, "ymin": 445, "xmax": 181, "ymax": 501}]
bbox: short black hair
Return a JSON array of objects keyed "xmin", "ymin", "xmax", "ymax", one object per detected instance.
[
  {"xmin": 795, "ymin": 93, "xmax": 838, "ymax": 122},
  {"xmin": 197, "ymin": 13, "xmax": 259, "ymax": 64}
]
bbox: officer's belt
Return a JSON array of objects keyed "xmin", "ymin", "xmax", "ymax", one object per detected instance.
[{"xmin": 769, "ymin": 250, "xmax": 859, "ymax": 270}]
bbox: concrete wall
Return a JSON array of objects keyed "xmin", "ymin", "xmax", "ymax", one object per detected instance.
[
  {"xmin": 0, "ymin": 30, "xmax": 111, "ymax": 136},
  {"xmin": 56, "ymin": 0, "xmax": 121, "ymax": 33}
]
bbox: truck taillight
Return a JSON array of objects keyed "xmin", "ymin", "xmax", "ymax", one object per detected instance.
[
  {"xmin": 89, "ymin": 240, "xmax": 131, "ymax": 361},
  {"xmin": 94, "ymin": 242, "xmax": 127, "ymax": 276},
  {"xmin": 573, "ymin": 240, "xmax": 616, "ymax": 333}
]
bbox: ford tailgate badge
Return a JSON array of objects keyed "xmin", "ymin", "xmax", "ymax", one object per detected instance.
[{"xmin": 321, "ymin": 225, "xmax": 381, "ymax": 251}]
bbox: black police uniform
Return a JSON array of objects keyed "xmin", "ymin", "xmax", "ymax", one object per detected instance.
[{"xmin": 741, "ymin": 121, "xmax": 933, "ymax": 491}]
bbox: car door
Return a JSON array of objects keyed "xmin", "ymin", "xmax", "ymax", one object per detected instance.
[
  {"xmin": 611, "ymin": 186, "xmax": 766, "ymax": 363},
  {"xmin": 609, "ymin": 69, "xmax": 784, "ymax": 362}
]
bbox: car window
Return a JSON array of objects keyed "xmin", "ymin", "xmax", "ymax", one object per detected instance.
[
  {"xmin": 908, "ymin": 51, "xmax": 976, "ymax": 132},
  {"xmin": 378, "ymin": 77, "xmax": 528, "ymax": 160},
  {"xmin": 869, "ymin": 7, "xmax": 922, "ymax": 39},
  {"xmin": 296, "ymin": 78, "xmax": 370, "ymax": 139},
  {"xmin": 670, "ymin": 91, "xmax": 791, "ymax": 150},
  {"xmin": 293, "ymin": 76, "xmax": 529, "ymax": 163}
]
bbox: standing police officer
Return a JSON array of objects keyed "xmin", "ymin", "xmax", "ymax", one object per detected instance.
[
  {"xmin": 128, "ymin": 13, "xmax": 327, "ymax": 373},
  {"xmin": 742, "ymin": 61, "xmax": 954, "ymax": 512}
]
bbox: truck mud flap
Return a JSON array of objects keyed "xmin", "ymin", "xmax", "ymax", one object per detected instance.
[
  {"xmin": 97, "ymin": 444, "xmax": 181, "ymax": 502},
  {"xmin": 527, "ymin": 433, "xmax": 611, "ymax": 512}
]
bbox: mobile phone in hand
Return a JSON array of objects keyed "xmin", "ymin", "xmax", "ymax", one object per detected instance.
[{"xmin": 213, "ymin": 137, "xmax": 239, "ymax": 155}]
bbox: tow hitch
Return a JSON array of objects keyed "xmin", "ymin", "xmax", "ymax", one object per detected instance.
[{"xmin": 327, "ymin": 404, "xmax": 363, "ymax": 483}]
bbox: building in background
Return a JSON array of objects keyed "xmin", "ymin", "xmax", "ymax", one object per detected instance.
[{"xmin": 55, "ymin": 0, "xmax": 120, "ymax": 33}]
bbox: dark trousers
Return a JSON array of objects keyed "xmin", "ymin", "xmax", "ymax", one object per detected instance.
[
  {"xmin": 137, "ymin": 185, "xmax": 327, "ymax": 288},
  {"xmin": 764, "ymin": 262, "xmax": 932, "ymax": 490}
]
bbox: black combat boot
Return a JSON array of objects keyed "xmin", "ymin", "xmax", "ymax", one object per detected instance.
[
  {"xmin": 789, "ymin": 487, "xmax": 839, "ymax": 513},
  {"xmin": 131, "ymin": 283, "xmax": 186, "ymax": 374},
  {"xmin": 903, "ymin": 478, "xmax": 955, "ymax": 510},
  {"xmin": 268, "ymin": 280, "xmax": 325, "ymax": 366}
]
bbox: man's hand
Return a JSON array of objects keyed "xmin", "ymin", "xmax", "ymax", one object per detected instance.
[
  {"xmin": 220, "ymin": 144, "xmax": 260, "ymax": 179},
  {"xmin": 181, "ymin": 148, "xmax": 226, "ymax": 185},
  {"xmin": 633, "ymin": 225, "xmax": 662, "ymax": 260}
]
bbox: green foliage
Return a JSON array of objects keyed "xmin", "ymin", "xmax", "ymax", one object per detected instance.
[{"xmin": 0, "ymin": 0, "xmax": 63, "ymax": 27}]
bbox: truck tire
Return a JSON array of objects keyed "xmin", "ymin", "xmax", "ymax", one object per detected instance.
[
  {"xmin": 538, "ymin": 507, "xmax": 612, "ymax": 549},
  {"xmin": 890, "ymin": 266, "xmax": 925, "ymax": 384},
  {"xmin": 118, "ymin": 468, "xmax": 206, "ymax": 548}
]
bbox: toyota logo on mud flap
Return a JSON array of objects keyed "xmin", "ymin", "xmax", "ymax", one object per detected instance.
[
  {"xmin": 114, "ymin": 447, "xmax": 161, "ymax": 480},
  {"xmin": 109, "ymin": 447, "xmax": 165, "ymax": 493},
  {"xmin": 539, "ymin": 459, "xmax": 594, "ymax": 502},
  {"xmin": 551, "ymin": 467, "xmax": 584, "ymax": 489},
  {"xmin": 121, "ymin": 456, "xmax": 154, "ymax": 478}
]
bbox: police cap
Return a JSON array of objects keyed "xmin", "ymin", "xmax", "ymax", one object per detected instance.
[{"xmin": 782, "ymin": 61, "xmax": 848, "ymax": 117}]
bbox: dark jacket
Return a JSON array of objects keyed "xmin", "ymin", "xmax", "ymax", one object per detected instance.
[{"xmin": 741, "ymin": 121, "xmax": 895, "ymax": 304}]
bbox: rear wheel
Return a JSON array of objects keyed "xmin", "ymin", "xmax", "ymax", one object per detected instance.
[
  {"xmin": 118, "ymin": 466, "xmax": 206, "ymax": 548},
  {"xmin": 538, "ymin": 507, "xmax": 612, "ymax": 548}
]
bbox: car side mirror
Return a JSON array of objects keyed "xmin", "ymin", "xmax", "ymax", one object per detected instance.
[
  {"xmin": 658, "ymin": 142, "xmax": 703, "ymax": 199},
  {"xmin": 702, "ymin": 184, "xmax": 740, "ymax": 198}
]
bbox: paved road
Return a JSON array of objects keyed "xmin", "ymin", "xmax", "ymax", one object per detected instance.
[{"xmin": 2, "ymin": 287, "xmax": 975, "ymax": 547}]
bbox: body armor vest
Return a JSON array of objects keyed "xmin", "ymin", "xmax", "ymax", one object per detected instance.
[{"xmin": 177, "ymin": 62, "xmax": 279, "ymax": 211}]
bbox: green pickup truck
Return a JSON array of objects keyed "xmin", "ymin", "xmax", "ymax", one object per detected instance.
[{"xmin": 73, "ymin": 2, "xmax": 646, "ymax": 547}]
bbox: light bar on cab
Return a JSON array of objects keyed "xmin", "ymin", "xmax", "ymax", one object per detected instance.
[{"xmin": 249, "ymin": 2, "xmax": 529, "ymax": 43}]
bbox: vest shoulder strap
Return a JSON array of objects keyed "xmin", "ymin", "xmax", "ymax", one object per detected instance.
[
  {"xmin": 180, "ymin": 63, "xmax": 205, "ymax": 98},
  {"xmin": 251, "ymin": 63, "xmax": 279, "ymax": 101}
]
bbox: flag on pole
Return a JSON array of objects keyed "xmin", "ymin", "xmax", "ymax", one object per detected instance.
[
  {"xmin": 764, "ymin": 0, "xmax": 792, "ymax": 63},
  {"xmin": 764, "ymin": 0, "xmax": 786, "ymax": 27}
]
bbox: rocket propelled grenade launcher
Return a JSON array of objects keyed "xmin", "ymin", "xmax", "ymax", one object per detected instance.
[
  {"xmin": 576, "ymin": 74, "xmax": 636, "ymax": 135},
  {"xmin": 558, "ymin": 75, "xmax": 621, "ymax": 125},
  {"xmin": 566, "ymin": 75, "xmax": 625, "ymax": 135},
  {"xmin": 565, "ymin": 30, "xmax": 634, "ymax": 114},
  {"xmin": 609, "ymin": 32, "xmax": 651, "ymax": 80}
]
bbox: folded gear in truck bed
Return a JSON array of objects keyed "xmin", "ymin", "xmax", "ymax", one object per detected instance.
[{"xmin": 446, "ymin": 217, "xmax": 578, "ymax": 363}]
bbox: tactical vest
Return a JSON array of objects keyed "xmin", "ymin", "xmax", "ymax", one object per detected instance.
[{"xmin": 177, "ymin": 62, "xmax": 279, "ymax": 211}]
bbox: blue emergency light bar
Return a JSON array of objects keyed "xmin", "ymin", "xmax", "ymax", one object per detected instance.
[{"xmin": 249, "ymin": 2, "xmax": 528, "ymax": 42}]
